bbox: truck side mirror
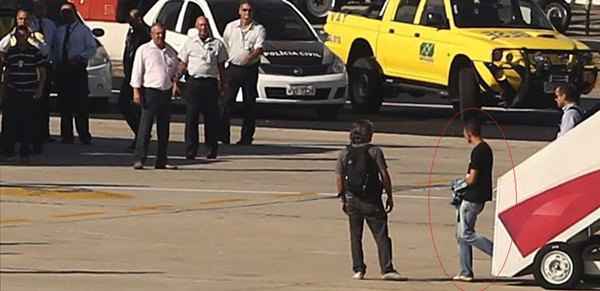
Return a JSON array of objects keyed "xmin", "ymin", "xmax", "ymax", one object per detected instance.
[{"xmin": 426, "ymin": 12, "xmax": 449, "ymax": 29}]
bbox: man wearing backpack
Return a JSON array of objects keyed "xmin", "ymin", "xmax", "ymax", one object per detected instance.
[
  {"xmin": 335, "ymin": 120, "xmax": 404, "ymax": 281},
  {"xmin": 554, "ymin": 84, "xmax": 585, "ymax": 139}
]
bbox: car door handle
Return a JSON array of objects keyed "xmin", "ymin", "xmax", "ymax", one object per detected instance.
[
  {"xmin": 388, "ymin": 28, "xmax": 395, "ymax": 34},
  {"xmin": 414, "ymin": 32, "xmax": 420, "ymax": 37}
]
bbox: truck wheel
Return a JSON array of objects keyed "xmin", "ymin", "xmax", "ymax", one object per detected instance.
[
  {"xmin": 543, "ymin": 0, "xmax": 572, "ymax": 34},
  {"xmin": 295, "ymin": 0, "xmax": 337, "ymax": 23},
  {"xmin": 457, "ymin": 66, "xmax": 481, "ymax": 121},
  {"xmin": 315, "ymin": 105, "xmax": 342, "ymax": 120},
  {"xmin": 582, "ymin": 236, "xmax": 600, "ymax": 283},
  {"xmin": 349, "ymin": 57, "xmax": 383, "ymax": 113},
  {"xmin": 534, "ymin": 243, "xmax": 583, "ymax": 290}
]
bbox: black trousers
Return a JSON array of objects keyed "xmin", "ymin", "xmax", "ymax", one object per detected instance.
[
  {"xmin": 119, "ymin": 75, "xmax": 141, "ymax": 142},
  {"xmin": 56, "ymin": 63, "xmax": 91, "ymax": 142},
  {"xmin": 32, "ymin": 65, "xmax": 51, "ymax": 150},
  {"xmin": 2, "ymin": 88, "xmax": 34, "ymax": 157},
  {"xmin": 184, "ymin": 77, "xmax": 220, "ymax": 156},
  {"xmin": 346, "ymin": 197, "xmax": 395, "ymax": 274},
  {"xmin": 134, "ymin": 88, "xmax": 171, "ymax": 166},
  {"xmin": 222, "ymin": 64, "xmax": 258, "ymax": 143}
]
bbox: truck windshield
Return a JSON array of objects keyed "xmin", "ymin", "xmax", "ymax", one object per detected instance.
[
  {"xmin": 209, "ymin": 1, "xmax": 317, "ymax": 41},
  {"xmin": 451, "ymin": 0, "xmax": 553, "ymax": 30}
]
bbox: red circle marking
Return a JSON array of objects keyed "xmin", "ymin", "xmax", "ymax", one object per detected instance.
[{"xmin": 426, "ymin": 108, "xmax": 518, "ymax": 291}]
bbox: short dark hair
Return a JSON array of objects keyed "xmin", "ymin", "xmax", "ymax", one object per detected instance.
[
  {"xmin": 464, "ymin": 119, "xmax": 482, "ymax": 137},
  {"xmin": 555, "ymin": 84, "xmax": 579, "ymax": 102},
  {"xmin": 151, "ymin": 22, "xmax": 165, "ymax": 30},
  {"xmin": 239, "ymin": 0, "xmax": 253, "ymax": 8},
  {"xmin": 350, "ymin": 120, "xmax": 374, "ymax": 144}
]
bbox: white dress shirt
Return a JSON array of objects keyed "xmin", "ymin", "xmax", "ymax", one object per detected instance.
[
  {"xmin": 222, "ymin": 19, "xmax": 266, "ymax": 66},
  {"xmin": 178, "ymin": 34, "xmax": 227, "ymax": 79},
  {"xmin": 53, "ymin": 21, "xmax": 97, "ymax": 64},
  {"xmin": 130, "ymin": 41, "xmax": 179, "ymax": 91},
  {"xmin": 557, "ymin": 103, "xmax": 584, "ymax": 138}
]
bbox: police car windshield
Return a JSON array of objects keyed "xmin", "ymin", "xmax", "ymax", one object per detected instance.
[
  {"xmin": 209, "ymin": 1, "xmax": 317, "ymax": 41},
  {"xmin": 451, "ymin": 0, "xmax": 554, "ymax": 29}
]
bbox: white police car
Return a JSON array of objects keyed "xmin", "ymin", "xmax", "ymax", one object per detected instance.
[{"xmin": 144, "ymin": 0, "xmax": 348, "ymax": 119}]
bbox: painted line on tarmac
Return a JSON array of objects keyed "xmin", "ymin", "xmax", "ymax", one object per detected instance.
[
  {"xmin": 82, "ymin": 186, "xmax": 450, "ymax": 200},
  {"xmin": 0, "ymin": 182, "xmax": 451, "ymax": 200}
]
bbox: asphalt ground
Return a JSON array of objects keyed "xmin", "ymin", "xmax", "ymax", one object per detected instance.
[{"xmin": 1, "ymin": 96, "xmax": 599, "ymax": 290}]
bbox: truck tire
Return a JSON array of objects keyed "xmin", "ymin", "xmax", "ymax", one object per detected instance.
[
  {"xmin": 457, "ymin": 66, "xmax": 481, "ymax": 121},
  {"xmin": 534, "ymin": 243, "xmax": 583, "ymax": 290},
  {"xmin": 582, "ymin": 235, "xmax": 600, "ymax": 284},
  {"xmin": 349, "ymin": 57, "xmax": 383, "ymax": 113},
  {"xmin": 294, "ymin": 0, "xmax": 337, "ymax": 23},
  {"xmin": 542, "ymin": 0, "xmax": 572, "ymax": 34}
]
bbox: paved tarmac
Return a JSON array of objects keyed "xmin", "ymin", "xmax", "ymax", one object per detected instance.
[{"xmin": 1, "ymin": 112, "xmax": 598, "ymax": 290}]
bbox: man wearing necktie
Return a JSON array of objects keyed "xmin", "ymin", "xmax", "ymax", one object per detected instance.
[{"xmin": 53, "ymin": 3, "xmax": 96, "ymax": 145}]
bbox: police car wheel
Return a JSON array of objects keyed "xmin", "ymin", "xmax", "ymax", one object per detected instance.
[
  {"xmin": 349, "ymin": 57, "xmax": 382, "ymax": 113},
  {"xmin": 457, "ymin": 65, "xmax": 481, "ymax": 121},
  {"xmin": 298, "ymin": 0, "xmax": 336, "ymax": 23},
  {"xmin": 534, "ymin": 243, "xmax": 583, "ymax": 290}
]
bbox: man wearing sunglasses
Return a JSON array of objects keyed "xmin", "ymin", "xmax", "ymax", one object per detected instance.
[{"xmin": 221, "ymin": 0, "xmax": 266, "ymax": 145}]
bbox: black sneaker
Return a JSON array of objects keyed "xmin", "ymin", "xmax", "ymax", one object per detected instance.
[
  {"xmin": 236, "ymin": 139, "xmax": 252, "ymax": 145},
  {"xmin": 133, "ymin": 161, "xmax": 144, "ymax": 170}
]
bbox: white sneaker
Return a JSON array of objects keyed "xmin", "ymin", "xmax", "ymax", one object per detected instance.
[
  {"xmin": 452, "ymin": 275, "xmax": 473, "ymax": 282},
  {"xmin": 382, "ymin": 271, "xmax": 407, "ymax": 281},
  {"xmin": 352, "ymin": 271, "xmax": 365, "ymax": 280}
]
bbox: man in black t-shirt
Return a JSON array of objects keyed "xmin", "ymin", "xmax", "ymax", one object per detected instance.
[{"xmin": 453, "ymin": 120, "xmax": 494, "ymax": 282}]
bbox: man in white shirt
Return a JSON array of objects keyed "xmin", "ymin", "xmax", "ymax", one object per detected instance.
[
  {"xmin": 221, "ymin": 0, "xmax": 266, "ymax": 145},
  {"xmin": 554, "ymin": 84, "xmax": 584, "ymax": 139},
  {"xmin": 130, "ymin": 22, "xmax": 179, "ymax": 170},
  {"xmin": 178, "ymin": 16, "xmax": 227, "ymax": 160},
  {"xmin": 53, "ymin": 3, "xmax": 97, "ymax": 145}
]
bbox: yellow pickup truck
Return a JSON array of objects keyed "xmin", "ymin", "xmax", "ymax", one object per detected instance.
[{"xmin": 324, "ymin": 0, "xmax": 598, "ymax": 115}]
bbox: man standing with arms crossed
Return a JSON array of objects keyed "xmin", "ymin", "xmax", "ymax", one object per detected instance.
[
  {"xmin": 454, "ymin": 120, "xmax": 494, "ymax": 282},
  {"xmin": 179, "ymin": 16, "xmax": 227, "ymax": 160},
  {"xmin": 130, "ymin": 22, "xmax": 179, "ymax": 170},
  {"xmin": 221, "ymin": 0, "xmax": 266, "ymax": 145}
]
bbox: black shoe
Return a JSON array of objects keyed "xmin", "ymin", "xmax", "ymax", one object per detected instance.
[
  {"xmin": 133, "ymin": 161, "xmax": 144, "ymax": 170},
  {"xmin": 206, "ymin": 151, "xmax": 218, "ymax": 160},
  {"xmin": 185, "ymin": 154, "xmax": 196, "ymax": 160},
  {"xmin": 236, "ymin": 139, "xmax": 252, "ymax": 145},
  {"xmin": 155, "ymin": 164, "xmax": 178, "ymax": 170},
  {"xmin": 61, "ymin": 138, "xmax": 74, "ymax": 144},
  {"xmin": 80, "ymin": 138, "xmax": 92, "ymax": 145}
]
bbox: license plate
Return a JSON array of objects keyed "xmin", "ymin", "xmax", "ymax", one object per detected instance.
[{"xmin": 286, "ymin": 85, "xmax": 316, "ymax": 96}]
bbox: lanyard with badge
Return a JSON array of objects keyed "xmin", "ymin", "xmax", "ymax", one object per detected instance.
[{"xmin": 240, "ymin": 24, "xmax": 252, "ymax": 52}]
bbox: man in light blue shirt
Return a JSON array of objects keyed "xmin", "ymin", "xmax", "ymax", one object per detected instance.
[
  {"xmin": 554, "ymin": 84, "xmax": 584, "ymax": 139},
  {"xmin": 53, "ymin": 2, "xmax": 96, "ymax": 145}
]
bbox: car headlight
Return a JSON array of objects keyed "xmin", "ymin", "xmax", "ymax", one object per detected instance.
[
  {"xmin": 88, "ymin": 46, "xmax": 109, "ymax": 68},
  {"xmin": 327, "ymin": 56, "xmax": 346, "ymax": 74}
]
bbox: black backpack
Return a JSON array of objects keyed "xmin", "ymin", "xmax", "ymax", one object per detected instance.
[{"xmin": 343, "ymin": 145, "xmax": 383, "ymax": 199}]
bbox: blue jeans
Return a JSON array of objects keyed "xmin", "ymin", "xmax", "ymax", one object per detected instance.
[{"xmin": 456, "ymin": 200, "xmax": 493, "ymax": 277}]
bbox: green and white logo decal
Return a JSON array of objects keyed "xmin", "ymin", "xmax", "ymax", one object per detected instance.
[{"xmin": 420, "ymin": 42, "xmax": 435, "ymax": 61}]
